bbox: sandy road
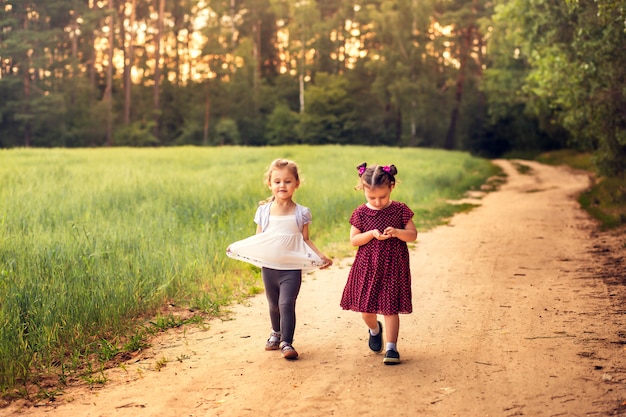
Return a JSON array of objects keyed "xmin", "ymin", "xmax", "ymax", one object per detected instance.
[{"xmin": 4, "ymin": 159, "xmax": 626, "ymax": 417}]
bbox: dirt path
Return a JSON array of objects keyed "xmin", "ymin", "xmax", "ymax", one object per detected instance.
[{"xmin": 5, "ymin": 160, "xmax": 626, "ymax": 417}]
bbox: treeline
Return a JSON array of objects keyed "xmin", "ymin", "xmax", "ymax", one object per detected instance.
[{"xmin": 1, "ymin": 0, "xmax": 624, "ymax": 175}]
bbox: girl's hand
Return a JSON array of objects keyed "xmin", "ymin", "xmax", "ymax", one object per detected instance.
[
  {"xmin": 320, "ymin": 256, "xmax": 333, "ymax": 269},
  {"xmin": 382, "ymin": 223, "xmax": 418, "ymax": 242},
  {"xmin": 373, "ymin": 229, "xmax": 391, "ymax": 240}
]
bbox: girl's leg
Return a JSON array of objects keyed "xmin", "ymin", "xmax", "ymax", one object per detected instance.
[
  {"xmin": 383, "ymin": 314, "xmax": 400, "ymax": 344},
  {"xmin": 382, "ymin": 314, "xmax": 401, "ymax": 364},
  {"xmin": 262, "ymin": 268, "xmax": 281, "ymax": 334},
  {"xmin": 277, "ymin": 269, "xmax": 302, "ymax": 344},
  {"xmin": 361, "ymin": 312, "xmax": 380, "ymax": 331}
]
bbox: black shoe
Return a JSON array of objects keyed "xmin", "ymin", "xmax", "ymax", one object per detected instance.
[
  {"xmin": 368, "ymin": 321, "xmax": 383, "ymax": 352},
  {"xmin": 383, "ymin": 349, "xmax": 401, "ymax": 365}
]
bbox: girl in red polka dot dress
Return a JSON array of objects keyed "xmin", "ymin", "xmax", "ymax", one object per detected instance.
[{"xmin": 340, "ymin": 162, "xmax": 418, "ymax": 365}]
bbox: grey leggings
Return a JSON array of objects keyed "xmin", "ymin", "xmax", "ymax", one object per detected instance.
[{"xmin": 262, "ymin": 268, "xmax": 302, "ymax": 344}]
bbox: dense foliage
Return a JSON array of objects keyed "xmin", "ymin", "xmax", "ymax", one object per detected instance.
[
  {"xmin": 483, "ymin": 0, "xmax": 626, "ymax": 176},
  {"xmin": 0, "ymin": 0, "xmax": 624, "ymax": 175}
]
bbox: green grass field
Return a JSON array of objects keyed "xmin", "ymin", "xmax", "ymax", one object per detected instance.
[{"xmin": 0, "ymin": 145, "xmax": 499, "ymax": 395}]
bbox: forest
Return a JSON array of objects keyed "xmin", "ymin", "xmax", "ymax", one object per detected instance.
[{"xmin": 1, "ymin": 0, "xmax": 625, "ymax": 176}]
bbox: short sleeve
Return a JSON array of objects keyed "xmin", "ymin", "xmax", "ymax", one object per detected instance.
[
  {"xmin": 401, "ymin": 203, "xmax": 414, "ymax": 226},
  {"xmin": 301, "ymin": 206, "xmax": 312, "ymax": 225},
  {"xmin": 349, "ymin": 206, "xmax": 363, "ymax": 231},
  {"xmin": 253, "ymin": 205, "xmax": 264, "ymax": 225}
]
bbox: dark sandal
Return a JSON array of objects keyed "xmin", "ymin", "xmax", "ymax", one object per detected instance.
[{"xmin": 368, "ymin": 321, "xmax": 383, "ymax": 353}]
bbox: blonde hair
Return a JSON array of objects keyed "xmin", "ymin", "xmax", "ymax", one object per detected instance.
[{"xmin": 260, "ymin": 158, "xmax": 301, "ymax": 205}]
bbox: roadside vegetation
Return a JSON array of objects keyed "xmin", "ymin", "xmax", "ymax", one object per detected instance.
[
  {"xmin": 0, "ymin": 145, "xmax": 499, "ymax": 399},
  {"xmin": 537, "ymin": 150, "xmax": 626, "ymax": 230}
]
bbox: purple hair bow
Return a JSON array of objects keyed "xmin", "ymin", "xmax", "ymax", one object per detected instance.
[{"xmin": 382, "ymin": 166, "xmax": 391, "ymax": 173}]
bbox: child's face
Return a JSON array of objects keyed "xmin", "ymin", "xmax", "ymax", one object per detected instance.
[
  {"xmin": 363, "ymin": 184, "xmax": 393, "ymax": 210},
  {"xmin": 268, "ymin": 167, "xmax": 299, "ymax": 200}
]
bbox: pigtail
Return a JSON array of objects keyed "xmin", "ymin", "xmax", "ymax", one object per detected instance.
[
  {"xmin": 357, "ymin": 162, "xmax": 367, "ymax": 177},
  {"xmin": 356, "ymin": 162, "xmax": 397, "ymax": 189}
]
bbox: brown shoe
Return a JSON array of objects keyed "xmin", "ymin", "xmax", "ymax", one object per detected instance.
[
  {"xmin": 280, "ymin": 342, "xmax": 299, "ymax": 360},
  {"xmin": 265, "ymin": 331, "xmax": 281, "ymax": 351}
]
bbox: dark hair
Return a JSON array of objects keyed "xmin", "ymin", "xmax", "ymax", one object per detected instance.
[{"xmin": 356, "ymin": 162, "xmax": 397, "ymax": 190}]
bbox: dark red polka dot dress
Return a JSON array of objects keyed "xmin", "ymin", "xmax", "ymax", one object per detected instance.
[{"xmin": 340, "ymin": 201, "xmax": 414, "ymax": 315}]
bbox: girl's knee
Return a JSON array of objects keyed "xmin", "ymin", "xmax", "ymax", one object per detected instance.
[{"xmin": 278, "ymin": 300, "xmax": 296, "ymax": 312}]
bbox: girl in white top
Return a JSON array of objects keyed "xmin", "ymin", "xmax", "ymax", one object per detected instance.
[{"xmin": 227, "ymin": 159, "xmax": 332, "ymax": 359}]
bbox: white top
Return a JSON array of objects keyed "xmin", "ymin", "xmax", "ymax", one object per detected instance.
[
  {"xmin": 255, "ymin": 202, "xmax": 311, "ymax": 232},
  {"xmin": 226, "ymin": 212, "xmax": 325, "ymax": 272}
]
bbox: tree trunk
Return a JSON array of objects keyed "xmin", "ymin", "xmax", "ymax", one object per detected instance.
[
  {"xmin": 396, "ymin": 106, "xmax": 402, "ymax": 145},
  {"xmin": 299, "ymin": 73, "xmax": 305, "ymax": 114},
  {"xmin": 253, "ymin": 18, "xmax": 261, "ymax": 110},
  {"xmin": 105, "ymin": 0, "xmax": 114, "ymax": 146},
  {"xmin": 410, "ymin": 99, "xmax": 417, "ymax": 146},
  {"xmin": 70, "ymin": 14, "xmax": 78, "ymax": 107},
  {"xmin": 298, "ymin": 16, "xmax": 306, "ymax": 114},
  {"xmin": 153, "ymin": 0, "xmax": 165, "ymax": 141},
  {"xmin": 87, "ymin": 1, "xmax": 97, "ymax": 91},
  {"xmin": 203, "ymin": 81, "xmax": 211, "ymax": 146},
  {"xmin": 22, "ymin": 14, "xmax": 31, "ymax": 147},
  {"xmin": 444, "ymin": 28, "xmax": 472, "ymax": 150},
  {"xmin": 173, "ymin": 1, "xmax": 181, "ymax": 86},
  {"xmin": 124, "ymin": 0, "xmax": 136, "ymax": 125},
  {"xmin": 23, "ymin": 69, "xmax": 31, "ymax": 148}
]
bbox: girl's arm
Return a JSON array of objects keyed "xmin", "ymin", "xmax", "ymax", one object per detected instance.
[
  {"xmin": 350, "ymin": 225, "xmax": 381, "ymax": 246},
  {"xmin": 383, "ymin": 219, "xmax": 418, "ymax": 242},
  {"xmin": 302, "ymin": 224, "xmax": 333, "ymax": 268}
]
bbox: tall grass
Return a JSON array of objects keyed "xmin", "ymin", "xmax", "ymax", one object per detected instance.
[{"xmin": 0, "ymin": 145, "xmax": 498, "ymax": 393}]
